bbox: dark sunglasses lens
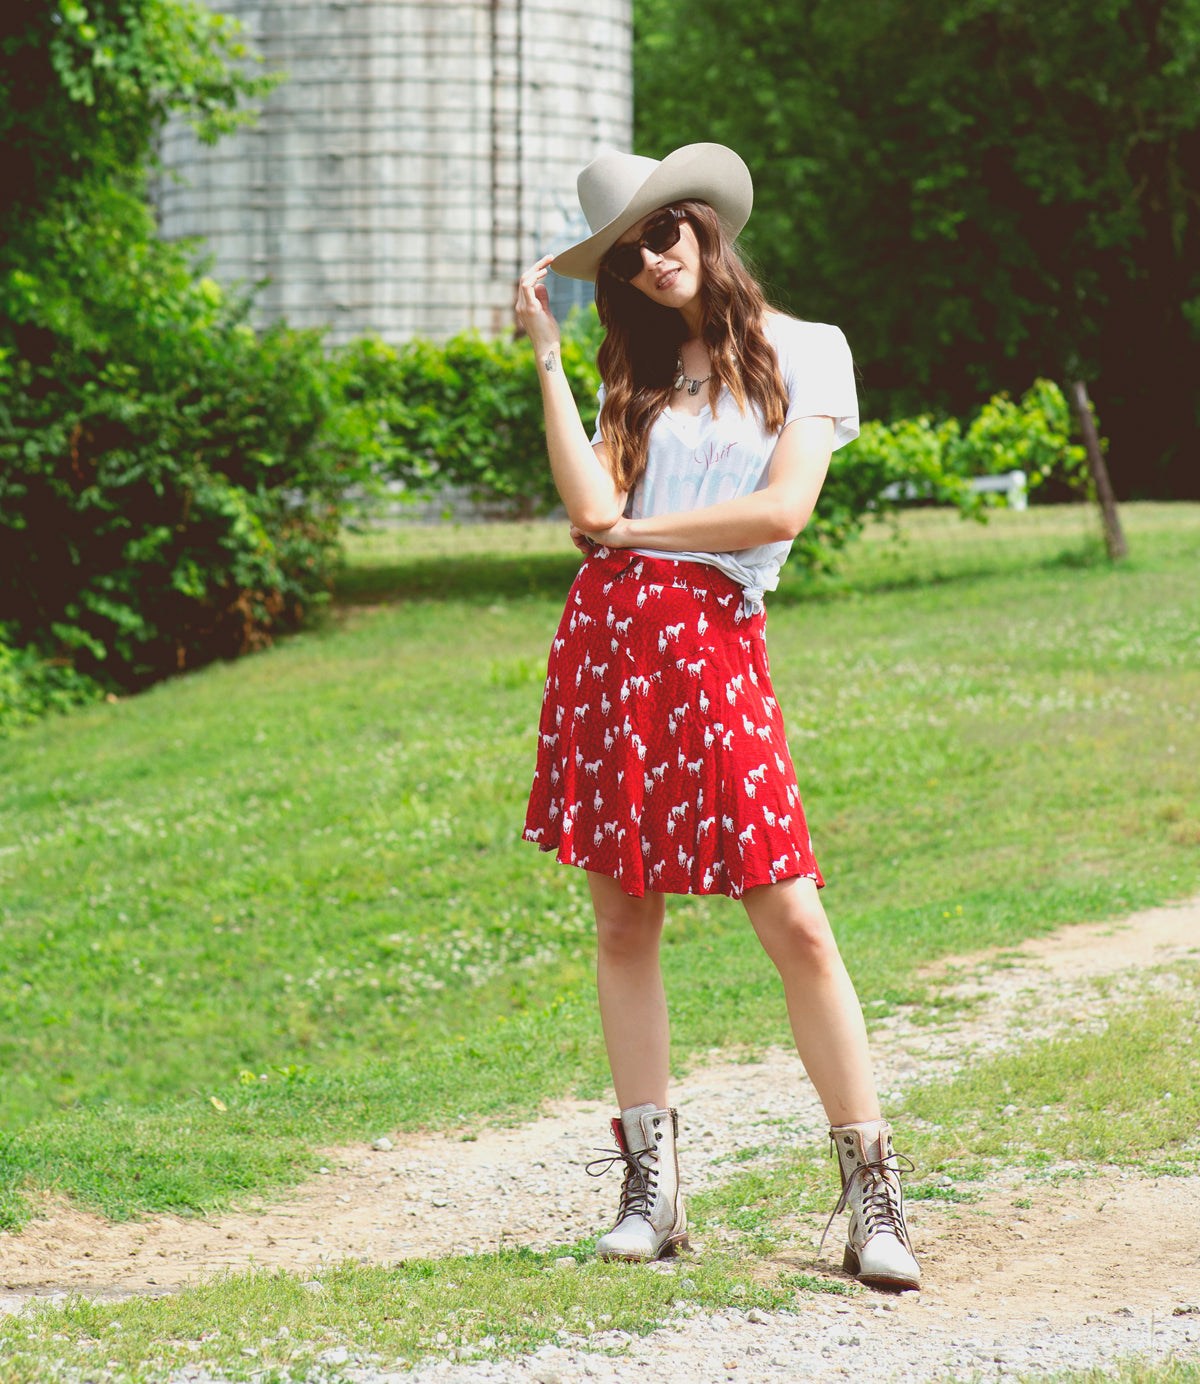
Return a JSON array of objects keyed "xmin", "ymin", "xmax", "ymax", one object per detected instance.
[
  {"xmin": 604, "ymin": 211, "xmax": 683, "ymax": 281},
  {"xmin": 643, "ymin": 213, "xmax": 681, "ymax": 254},
  {"xmin": 606, "ymin": 244, "xmax": 644, "ymax": 281}
]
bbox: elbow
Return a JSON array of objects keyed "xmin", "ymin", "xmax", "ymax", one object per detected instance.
[
  {"xmin": 570, "ymin": 503, "xmax": 624, "ymax": 534},
  {"xmin": 768, "ymin": 504, "xmax": 812, "ymax": 543},
  {"xmin": 761, "ymin": 485, "xmax": 816, "ymax": 543}
]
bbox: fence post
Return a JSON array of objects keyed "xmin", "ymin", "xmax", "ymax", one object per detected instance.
[{"xmin": 1069, "ymin": 380, "xmax": 1128, "ymax": 561}]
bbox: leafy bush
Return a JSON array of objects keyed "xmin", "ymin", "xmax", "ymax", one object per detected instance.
[
  {"xmin": 337, "ymin": 311, "xmax": 603, "ymax": 518},
  {"xmin": 955, "ymin": 378, "xmax": 1089, "ymax": 492},
  {"xmin": 806, "ymin": 415, "xmax": 978, "ymax": 568},
  {"xmin": 0, "ymin": 185, "xmax": 375, "ymax": 690},
  {"xmin": 813, "ymin": 378, "xmax": 1091, "ymax": 566},
  {"xmin": 0, "ymin": 629, "xmax": 103, "ymax": 734}
]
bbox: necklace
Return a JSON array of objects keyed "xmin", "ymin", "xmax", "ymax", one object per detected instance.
[{"xmin": 673, "ymin": 352, "xmax": 712, "ymax": 396}]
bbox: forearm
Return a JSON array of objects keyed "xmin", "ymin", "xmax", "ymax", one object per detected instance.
[
  {"xmin": 590, "ymin": 416, "xmax": 835, "ymax": 554},
  {"xmin": 539, "ymin": 346, "xmax": 624, "ymax": 532},
  {"xmin": 621, "ymin": 485, "xmax": 810, "ymax": 553},
  {"xmin": 515, "ymin": 256, "xmax": 623, "ymax": 532}
]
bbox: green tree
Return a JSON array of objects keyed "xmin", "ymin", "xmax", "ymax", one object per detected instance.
[
  {"xmin": 634, "ymin": 0, "xmax": 1200, "ymax": 498},
  {"xmin": 1, "ymin": 0, "xmax": 265, "ymax": 236}
]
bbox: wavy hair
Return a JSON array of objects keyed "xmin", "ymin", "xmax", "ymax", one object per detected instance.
[{"xmin": 594, "ymin": 199, "xmax": 788, "ymax": 494}]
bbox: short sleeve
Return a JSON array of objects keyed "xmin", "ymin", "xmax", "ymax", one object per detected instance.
[
  {"xmin": 590, "ymin": 382, "xmax": 607, "ymax": 445},
  {"xmin": 774, "ymin": 319, "xmax": 860, "ymax": 451}
]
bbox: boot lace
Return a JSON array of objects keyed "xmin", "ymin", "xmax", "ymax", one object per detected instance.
[
  {"xmin": 586, "ymin": 1146, "xmax": 659, "ymax": 1221},
  {"xmin": 817, "ymin": 1152, "xmax": 915, "ymax": 1260}
]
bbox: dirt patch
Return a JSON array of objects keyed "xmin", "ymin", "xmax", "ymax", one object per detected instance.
[
  {"xmin": 2, "ymin": 897, "xmax": 1199, "ymax": 1331},
  {"xmin": 923, "ymin": 900, "xmax": 1200, "ymax": 983},
  {"xmin": 881, "ymin": 1172, "xmax": 1200, "ymax": 1320}
]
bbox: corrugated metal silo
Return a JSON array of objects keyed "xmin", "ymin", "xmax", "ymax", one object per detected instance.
[{"xmin": 156, "ymin": 0, "xmax": 630, "ymax": 342}]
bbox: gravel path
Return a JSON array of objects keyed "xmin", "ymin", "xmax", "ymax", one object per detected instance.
[
  {"xmin": 392, "ymin": 1300, "xmax": 1199, "ymax": 1384},
  {"xmin": 145, "ymin": 1300, "xmax": 1200, "ymax": 1384}
]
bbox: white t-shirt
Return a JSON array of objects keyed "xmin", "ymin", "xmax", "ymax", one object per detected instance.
[{"xmin": 591, "ymin": 316, "xmax": 859, "ymax": 611}]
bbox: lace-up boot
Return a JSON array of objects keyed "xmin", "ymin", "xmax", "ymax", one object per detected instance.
[
  {"xmin": 588, "ymin": 1103, "xmax": 688, "ymax": 1262},
  {"xmin": 827, "ymin": 1119, "xmax": 920, "ymax": 1290}
]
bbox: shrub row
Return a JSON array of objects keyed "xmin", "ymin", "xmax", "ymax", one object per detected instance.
[
  {"xmin": 338, "ymin": 309, "xmax": 604, "ymax": 520},
  {"xmin": 354, "ymin": 336, "xmax": 1085, "ymax": 569}
]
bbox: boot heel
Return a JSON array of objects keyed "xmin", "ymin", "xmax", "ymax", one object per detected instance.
[{"xmin": 842, "ymin": 1242, "xmax": 860, "ymax": 1276}]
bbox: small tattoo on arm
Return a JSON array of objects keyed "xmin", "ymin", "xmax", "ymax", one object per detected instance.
[{"xmin": 543, "ymin": 350, "xmax": 558, "ymax": 374}]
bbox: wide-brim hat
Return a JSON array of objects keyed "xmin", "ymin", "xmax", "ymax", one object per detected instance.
[{"xmin": 551, "ymin": 143, "xmax": 753, "ymax": 283}]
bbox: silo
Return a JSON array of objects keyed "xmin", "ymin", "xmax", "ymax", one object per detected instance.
[{"xmin": 155, "ymin": 0, "xmax": 630, "ymax": 342}]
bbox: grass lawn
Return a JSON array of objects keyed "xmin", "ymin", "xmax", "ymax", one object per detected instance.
[{"xmin": 0, "ymin": 503, "xmax": 1197, "ymax": 1229}]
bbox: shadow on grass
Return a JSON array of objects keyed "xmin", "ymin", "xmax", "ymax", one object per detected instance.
[
  {"xmin": 765, "ymin": 538, "xmax": 1109, "ymax": 609},
  {"xmin": 334, "ymin": 551, "xmax": 583, "ymax": 607},
  {"xmin": 333, "ymin": 541, "xmax": 1107, "ymax": 613}
]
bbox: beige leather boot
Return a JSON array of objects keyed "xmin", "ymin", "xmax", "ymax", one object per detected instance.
[
  {"xmin": 826, "ymin": 1119, "xmax": 920, "ymax": 1290},
  {"xmin": 588, "ymin": 1104, "xmax": 689, "ymax": 1262}
]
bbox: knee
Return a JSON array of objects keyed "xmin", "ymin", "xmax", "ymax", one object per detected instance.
[
  {"xmin": 594, "ymin": 904, "xmax": 662, "ymax": 963},
  {"xmin": 750, "ymin": 889, "xmax": 841, "ymax": 971}
]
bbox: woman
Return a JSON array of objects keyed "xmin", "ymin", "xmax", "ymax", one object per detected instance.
[{"xmin": 514, "ymin": 144, "xmax": 919, "ymax": 1290}]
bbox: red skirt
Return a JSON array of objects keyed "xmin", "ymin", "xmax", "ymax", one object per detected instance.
[{"xmin": 523, "ymin": 547, "xmax": 824, "ymax": 899}]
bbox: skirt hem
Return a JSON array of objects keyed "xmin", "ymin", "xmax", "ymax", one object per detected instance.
[{"xmin": 523, "ymin": 832, "xmax": 823, "ymax": 901}]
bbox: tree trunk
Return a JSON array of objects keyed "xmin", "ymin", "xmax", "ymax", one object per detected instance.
[{"xmin": 1069, "ymin": 380, "xmax": 1128, "ymax": 561}]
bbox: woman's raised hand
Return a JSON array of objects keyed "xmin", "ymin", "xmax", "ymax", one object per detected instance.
[{"xmin": 515, "ymin": 255, "xmax": 561, "ymax": 355}]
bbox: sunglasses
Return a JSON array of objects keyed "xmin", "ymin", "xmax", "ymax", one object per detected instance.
[{"xmin": 602, "ymin": 208, "xmax": 687, "ymax": 283}]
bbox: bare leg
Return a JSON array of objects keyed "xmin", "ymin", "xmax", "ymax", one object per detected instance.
[
  {"xmin": 589, "ymin": 871, "xmax": 669, "ymax": 1110},
  {"xmin": 742, "ymin": 876, "xmax": 880, "ymax": 1125}
]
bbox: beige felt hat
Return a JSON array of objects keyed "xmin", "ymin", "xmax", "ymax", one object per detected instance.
[{"xmin": 551, "ymin": 143, "xmax": 753, "ymax": 283}]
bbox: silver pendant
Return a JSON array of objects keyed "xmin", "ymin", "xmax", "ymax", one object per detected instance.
[{"xmin": 687, "ymin": 378, "xmax": 702, "ymax": 396}]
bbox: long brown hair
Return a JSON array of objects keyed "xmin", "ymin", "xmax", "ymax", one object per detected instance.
[{"xmin": 594, "ymin": 199, "xmax": 788, "ymax": 493}]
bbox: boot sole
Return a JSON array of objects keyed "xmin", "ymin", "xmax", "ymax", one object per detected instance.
[
  {"xmin": 843, "ymin": 1242, "xmax": 920, "ymax": 1291},
  {"xmin": 597, "ymin": 1232, "xmax": 690, "ymax": 1264}
]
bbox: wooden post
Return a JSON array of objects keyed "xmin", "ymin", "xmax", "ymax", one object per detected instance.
[{"xmin": 1069, "ymin": 379, "xmax": 1128, "ymax": 561}]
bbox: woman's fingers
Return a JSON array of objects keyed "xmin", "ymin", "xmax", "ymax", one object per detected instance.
[
  {"xmin": 515, "ymin": 256, "xmax": 561, "ymax": 348},
  {"xmin": 569, "ymin": 524, "xmax": 595, "ymax": 555},
  {"xmin": 516, "ymin": 255, "xmax": 554, "ymax": 302}
]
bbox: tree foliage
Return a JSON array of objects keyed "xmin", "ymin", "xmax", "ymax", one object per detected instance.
[
  {"xmin": 0, "ymin": 0, "xmax": 271, "ymax": 238},
  {"xmin": 634, "ymin": 0, "xmax": 1200, "ymax": 497}
]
